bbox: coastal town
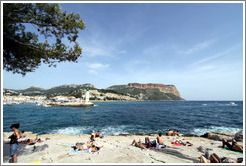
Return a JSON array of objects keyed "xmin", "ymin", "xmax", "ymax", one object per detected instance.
[
  {"xmin": 2, "ymin": 88, "xmax": 137, "ymax": 107},
  {"xmin": 3, "ymin": 83, "xmax": 184, "ymax": 107}
]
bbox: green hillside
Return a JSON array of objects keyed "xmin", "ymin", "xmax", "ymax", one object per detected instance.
[{"xmin": 107, "ymin": 85, "xmax": 184, "ymax": 101}]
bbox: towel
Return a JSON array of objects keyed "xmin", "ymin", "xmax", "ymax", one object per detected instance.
[
  {"xmin": 222, "ymin": 148, "xmax": 243, "ymax": 154},
  {"xmin": 171, "ymin": 142, "xmax": 182, "ymax": 146},
  {"xmin": 68, "ymin": 148, "xmax": 99, "ymax": 154}
]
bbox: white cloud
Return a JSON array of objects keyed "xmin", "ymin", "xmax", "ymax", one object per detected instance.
[
  {"xmin": 192, "ymin": 44, "xmax": 241, "ymax": 65},
  {"xmin": 85, "ymin": 62, "xmax": 109, "ymax": 75},
  {"xmin": 87, "ymin": 63, "xmax": 109, "ymax": 69},
  {"xmin": 182, "ymin": 39, "xmax": 216, "ymax": 55}
]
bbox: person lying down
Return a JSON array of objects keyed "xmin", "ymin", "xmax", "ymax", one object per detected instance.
[
  {"xmin": 71, "ymin": 144, "xmax": 104, "ymax": 153},
  {"xmin": 22, "ymin": 135, "xmax": 50, "ymax": 145}
]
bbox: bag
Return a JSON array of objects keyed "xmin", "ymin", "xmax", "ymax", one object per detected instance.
[{"xmin": 75, "ymin": 142, "xmax": 84, "ymax": 146}]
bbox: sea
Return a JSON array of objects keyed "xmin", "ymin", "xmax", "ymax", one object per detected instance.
[{"xmin": 3, "ymin": 101, "xmax": 243, "ymax": 136}]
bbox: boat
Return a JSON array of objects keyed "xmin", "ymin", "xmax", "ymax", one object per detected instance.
[{"xmin": 229, "ymin": 102, "xmax": 237, "ymax": 106}]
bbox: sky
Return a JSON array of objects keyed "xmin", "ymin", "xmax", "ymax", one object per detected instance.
[{"xmin": 2, "ymin": 2, "xmax": 244, "ymax": 100}]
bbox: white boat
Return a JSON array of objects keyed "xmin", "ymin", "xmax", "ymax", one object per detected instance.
[{"xmin": 229, "ymin": 102, "xmax": 237, "ymax": 106}]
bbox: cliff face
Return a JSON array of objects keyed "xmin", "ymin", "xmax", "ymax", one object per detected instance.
[{"xmin": 127, "ymin": 83, "xmax": 181, "ymax": 98}]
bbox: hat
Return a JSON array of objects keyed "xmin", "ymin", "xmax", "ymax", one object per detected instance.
[{"xmin": 10, "ymin": 123, "xmax": 20, "ymax": 129}]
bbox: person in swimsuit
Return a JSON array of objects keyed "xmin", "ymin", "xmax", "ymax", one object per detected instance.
[
  {"xmin": 156, "ymin": 133, "xmax": 164, "ymax": 145},
  {"xmin": 23, "ymin": 134, "xmax": 50, "ymax": 145},
  {"xmin": 95, "ymin": 131, "xmax": 104, "ymax": 138},
  {"xmin": 130, "ymin": 139, "xmax": 149, "ymax": 149},
  {"xmin": 200, "ymin": 153, "xmax": 221, "ymax": 163},
  {"xmin": 20, "ymin": 130, "xmax": 26, "ymax": 138},
  {"xmin": 175, "ymin": 140, "xmax": 193, "ymax": 146},
  {"xmin": 72, "ymin": 144, "xmax": 104, "ymax": 152},
  {"xmin": 9, "ymin": 123, "xmax": 20, "ymax": 163},
  {"xmin": 88, "ymin": 135, "xmax": 95, "ymax": 146},
  {"xmin": 173, "ymin": 130, "xmax": 180, "ymax": 136},
  {"xmin": 168, "ymin": 129, "xmax": 174, "ymax": 136},
  {"xmin": 90, "ymin": 145, "xmax": 104, "ymax": 152},
  {"xmin": 145, "ymin": 137, "xmax": 157, "ymax": 148},
  {"xmin": 222, "ymin": 139, "xmax": 243, "ymax": 152}
]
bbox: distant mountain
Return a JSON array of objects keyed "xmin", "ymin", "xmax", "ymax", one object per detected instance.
[
  {"xmin": 7, "ymin": 84, "xmax": 97, "ymax": 96},
  {"xmin": 21, "ymin": 86, "xmax": 46, "ymax": 93},
  {"xmin": 45, "ymin": 84, "xmax": 97, "ymax": 95},
  {"xmin": 4, "ymin": 83, "xmax": 184, "ymax": 101},
  {"xmin": 107, "ymin": 83, "xmax": 184, "ymax": 101}
]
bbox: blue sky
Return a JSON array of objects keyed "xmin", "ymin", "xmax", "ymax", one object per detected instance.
[{"xmin": 3, "ymin": 3, "xmax": 244, "ymax": 100}]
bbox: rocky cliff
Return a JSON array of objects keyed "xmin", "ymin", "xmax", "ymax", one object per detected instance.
[
  {"xmin": 127, "ymin": 83, "xmax": 181, "ymax": 98},
  {"xmin": 107, "ymin": 83, "xmax": 183, "ymax": 101}
]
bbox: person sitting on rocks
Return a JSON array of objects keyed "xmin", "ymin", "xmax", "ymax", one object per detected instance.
[
  {"xmin": 156, "ymin": 133, "xmax": 164, "ymax": 145},
  {"xmin": 167, "ymin": 129, "xmax": 174, "ymax": 136},
  {"xmin": 222, "ymin": 139, "xmax": 243, "ymax": 152},
  {"xmin": 95, "ymin": 131, "xmax": 104, "ymax": 138},
  {"xmin": 174, "ymin": 130, "xmax": 181, "ymax": 136},
  {"xmin": 88, "ymin": 135, "xmax": 96, "ymax": 146},
  {"xmin": 19, "ymin": 130, "xmax": 27, "ymax": 138}
]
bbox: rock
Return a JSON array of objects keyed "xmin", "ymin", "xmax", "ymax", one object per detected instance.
[
  {"xmin": 234, "ymin": 130, "xmax": 243, "ymax": 142},
  {"xmin": 197, "ymin": 146, "xmax": 205, "ymax": 153},
  {"xmin": 183, "ymin": 134, "xmax": 199, "ymax": 137},
  {"xmin": 201, "ymin": 132, "xmax": 234, "ymax": 141},
  {"xmin": 200, "ymin": 133, "xmax": 209, "ymax": 138},
  {"xmin": 127, "ymin": 83, "xmax": 181, "ymax": 97}
]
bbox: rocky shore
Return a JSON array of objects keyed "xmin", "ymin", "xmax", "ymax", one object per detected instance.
[{"xmin": 2, "ymin": 131, "xmax": 243, "ymax": 163}]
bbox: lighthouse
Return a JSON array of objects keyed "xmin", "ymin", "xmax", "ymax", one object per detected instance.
[{"xmin": 85, "ymin": 88, "xmax": 90, "ymax": 104}]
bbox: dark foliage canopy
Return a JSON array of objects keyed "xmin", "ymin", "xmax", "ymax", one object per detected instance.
[{"xmin": 3, "ymin": 3, "xmax": 86, "ymax": 75}]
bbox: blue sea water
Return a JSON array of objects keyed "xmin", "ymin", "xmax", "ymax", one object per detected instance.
[{"xmin": 3, "ymin": 101, "xmax": 243, "ymax": 136}]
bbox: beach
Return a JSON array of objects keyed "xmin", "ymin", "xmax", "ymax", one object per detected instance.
[{"xmin": 3, "ymin": 132, "xmax": 243, "ymax": 163}]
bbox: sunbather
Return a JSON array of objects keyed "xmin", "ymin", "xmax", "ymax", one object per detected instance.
[
  {"xmin": 72, "ymin": 144, "xmax": 89, "ymax": 150},
  {"xmin": 222, "ymin": 139, "xmax": 243, "ymax": 152},
  {"xmin": 156, "ymin": 133, "xmax": 164, "ymax": 145},
  {"xmin": 90, "ymin": 145, "xmax": 104, "ymax": 152},
  {"xmin": 72, "ymin": 144, "xmax": 103, "ymax": 152},
  {"xmin": 22, "ymin": 136, "xmax": 50, "ymax": 145},
  {"xmin": 201, "ymin": 153, "xmax": 243, "ymax": 163},
  {"xmin": 200, "ymin": 153, "xmax": 221, "ymax": 163},
  {"xmin": 95, "ymin": 131, "xmax": 104, "ymax": 138},
  {"xmin": 167, "ymin": 129, "xmax": 173, "ymax": 136},
  {"xmin": 173, "ymin": 130, "xmax": 180, "ymax": 136},
  {"xmin": 88, "ymin": 135, "xmax": 95, "ymax": 146},
  {"xmin": 233, "ymin": 158, "xmax": 243, "ymax": 163},
  {"xmin": 145, "ymin": 137, "xmax": 157, "ymax": 148},
  {"xmin": 175, "ymin": 140, "xmax": 193, "ymax": 146},
  {"xmin": 131, "ymin": 139, "xmax": 148, "ymax": 149}
]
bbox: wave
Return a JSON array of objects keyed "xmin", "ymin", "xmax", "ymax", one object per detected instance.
[
  {"xmin": 49, "ymin": 125, "xmax": 158, "ymax": 136},
  {"xmin": 190, "ymin": 126, "xmax": 242, "ymax": 136}
]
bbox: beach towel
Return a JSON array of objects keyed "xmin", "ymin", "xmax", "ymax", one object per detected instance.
[
  {"xmin": 62, "ymin": 143, "xmax": 74, "ymax": 146},
  {"xmin": 68, "ymin": 148, "xmax": 100, "ymax": 154},
  {"xmin": 28, "ymin": 161, "xmax": 41, "ymax": 163},
  {"xmin": 141, "ymin": 149, "xmax": 149, "ymax": 151},
  {"xmin": 222, "ymin": 148, "xmax": 243, "ymax": 154},
  {"xmin": 171, "ymin": 142, "xmax": 182, "ymax": 146},
  {"xmin": 155, "ymin": 145, "xmax": 167, "ymax": 149}
]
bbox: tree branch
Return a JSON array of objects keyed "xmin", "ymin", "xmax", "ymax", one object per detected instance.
[{"xmin": 3, "ymin": 32, "xmax": 70, "ymax": 56}]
